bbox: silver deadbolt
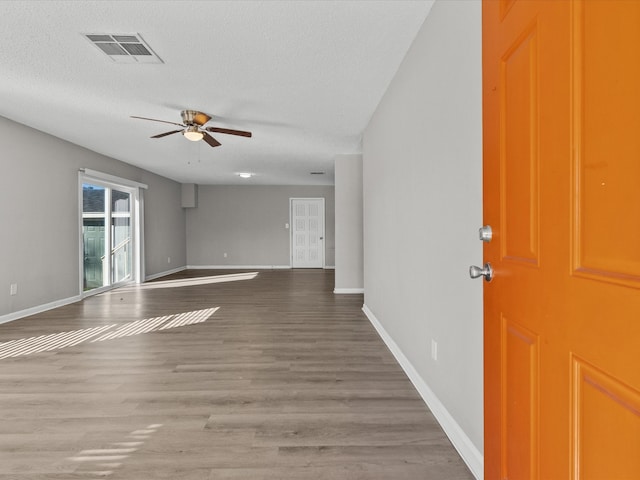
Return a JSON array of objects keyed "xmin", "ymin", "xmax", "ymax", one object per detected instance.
[
  {"xmin": 469, "ymin": 263, "xmax": 493, "ymax": 282},
  {"xmin": 478, "ymin": 225, "xmax": 493, "ymax": 242}
]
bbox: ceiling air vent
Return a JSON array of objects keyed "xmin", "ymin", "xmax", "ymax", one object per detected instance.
[{"xmin": 84, "ymin": 33, "xmax": 163, "ymax": 64}]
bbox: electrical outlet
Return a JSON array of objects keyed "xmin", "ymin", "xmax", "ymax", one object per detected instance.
[
  {"xmin": 431, "ymin": 339, "xmax": 438, "ymax": 361},
  {"xmin": 9, "ymin": 283, "xmax": 17, "ymax": 296},
  {"xmin": 167, "ymin": 256, "xmax": 171, "ymax": 264},
  {"xmin": 223, "ymin": 252, "xmax": 228, "ymax": 258}
]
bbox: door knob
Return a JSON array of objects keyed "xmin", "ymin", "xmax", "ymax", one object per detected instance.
[{"xmin": 469, "ymin": 262, "xmax": 493, "ymax": 282}]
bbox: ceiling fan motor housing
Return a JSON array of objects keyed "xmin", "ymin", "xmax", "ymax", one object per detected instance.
[{"xmin": 181, "ymin": 110, "xmax": 210, "ymax": 126}]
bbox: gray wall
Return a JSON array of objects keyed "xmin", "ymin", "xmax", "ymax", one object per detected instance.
[
  {"xmin": 143, "ymin": 176, "xmax": 187, "ymax": 277},
  {"xmin": 186, "ymin": 185, "xmax": 335, "ymax": 267},
  {"xmin": 362, "ymin": 0, "xmax": 483, "ymax": 473},
  {"xmin": 0, "ymin": 116, "xmax": 186, "ymax": 318},
  {"xmin": 334, "ymin": 154, "xmax": 363, "ymax": 292}
]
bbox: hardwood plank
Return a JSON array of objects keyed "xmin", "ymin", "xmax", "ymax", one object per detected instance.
[{"xmin": 0, "ymin": 269, "xmax": 473, "ymax": 479}]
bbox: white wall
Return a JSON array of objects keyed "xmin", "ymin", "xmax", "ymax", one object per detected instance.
[
  {"xmin": 334, "ymin": 154, "xmax": 363, "ymax": 293},
  {"xmin": 186, "ymin": 185, "xmax": 335, "ymax": 268},
  {"xmin": 362, "ymin": 0, "xmax": 483, "ymax": 477},
  {"xmin": 0, "ymin": 116, "xmax": 187, "ymax": 320}
]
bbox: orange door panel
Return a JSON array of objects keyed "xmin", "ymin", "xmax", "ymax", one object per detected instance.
[{"xmin": 483, "ymin": 1, "xmax": 640, "ymax": 478}]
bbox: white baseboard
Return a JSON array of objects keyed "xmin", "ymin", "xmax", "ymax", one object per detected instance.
[
  {"xmin": 0, "ymin": 294, "xmax": 83, "ymax": 326},
  {"xmin": 187, "ymin": 265, "xmax": 291, "ymax": 270},
  {"xmin": 334, "ymin": 287, "xmax": 364, "ymax": 294},
  {"xmin": 145, "ymin": 266, "xmax": 187, "ymax": 281},
  {"xmin": 324, "ymin": 265, "xmax": 336, "ymax": 270},
  {"xmin": 362, "ymin": 304, "xmax": 484, "ymax": 480}
]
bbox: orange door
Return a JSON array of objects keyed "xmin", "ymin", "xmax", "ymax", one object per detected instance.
[{"xmin": 483, "ymin": 1, "xmax": 640, "ymax": 478}]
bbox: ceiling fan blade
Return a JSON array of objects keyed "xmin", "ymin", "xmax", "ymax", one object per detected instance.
[
  {"xmin": 205, "ymin": 127, "xmax": 252, "ymax": 137},
  {"xmin": 202, "ymin": 132, "xmax": 222, "ymax": 148},
  {"xmin": 131, "ymin": 115, "xmax": 184, "ymax": 127},
  {"xmin": 151, "ymin": 129, "xmax": 183, "ymax": 139}
]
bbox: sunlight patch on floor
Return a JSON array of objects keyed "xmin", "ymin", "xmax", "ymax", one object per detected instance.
[
  {"xmin": 160, "ymin": 308, "xmax": 214, "ymax": 329},
  {"xmin": 68, "ymin": 424, "xmax": 163, "ymax": 476},
  {"xmin": 116, "ymin": 272, "xmax": 259, "ymax": 292},
  {"xmin": 90, "ymin": 315, "xmax": 174, "ymax": 342},
  {"xmin": 0, "ymin": 324, "xmax": 115, "ymax": 359},
  {"xmin": 0, "ymin": 308, "xmax": 218, "ymax": 359}
]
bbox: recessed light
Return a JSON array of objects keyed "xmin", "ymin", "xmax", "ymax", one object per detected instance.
[{"xmin": 237, "ymin": 172, "xmax": 254, "ymax": 179}]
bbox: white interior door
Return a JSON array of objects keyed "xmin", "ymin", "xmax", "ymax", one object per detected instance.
[{"xmin": 291, "ymin": 198, "xmax": 324, "ymax": 268}]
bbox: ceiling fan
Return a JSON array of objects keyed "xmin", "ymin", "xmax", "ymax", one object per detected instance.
[{"xmin": 130, "ymin": 110, "xmax": 252, "ymax": 147}]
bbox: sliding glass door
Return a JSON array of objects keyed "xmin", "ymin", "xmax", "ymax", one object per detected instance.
[{"xmin": 82, "ymin": 181, "xmax": 137, "ymax": 293}]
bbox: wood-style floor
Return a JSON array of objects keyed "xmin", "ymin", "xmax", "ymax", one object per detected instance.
[{"xmin": 0, "ymin": 269, "xmax": 473, "ymax": 479}]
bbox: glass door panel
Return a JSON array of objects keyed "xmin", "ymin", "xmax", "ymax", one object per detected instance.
[
  {"xmin": 111, "ymin": 189, "xmax": 132, "ymax": 284},
  {"xmin": 82, "ymin": 184, "xmax": 107, "ymax": 291}
]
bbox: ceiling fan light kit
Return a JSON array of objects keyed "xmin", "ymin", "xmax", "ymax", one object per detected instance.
[
  {"xmin": 130, "ymin": 110, "xmax": 252, "ymax": 148},
  {"xmin": 183, "ymin": 126, "xmax": 204, "ymax": 142}
]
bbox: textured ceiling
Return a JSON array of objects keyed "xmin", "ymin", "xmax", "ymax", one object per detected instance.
[{"xmin": 0, "ymin": 1, "xmax": 433, "ymax": 185}]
